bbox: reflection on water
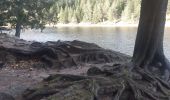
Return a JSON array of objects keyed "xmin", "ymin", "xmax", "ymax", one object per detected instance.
[{"xmin": 17, "ymin": 27, "xmax": 170, "ymax": 59}]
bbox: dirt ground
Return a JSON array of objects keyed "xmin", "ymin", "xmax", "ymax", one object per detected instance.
[{"xmin": 0, "ymin": 63, "xmax": 110, "ymax": 100}]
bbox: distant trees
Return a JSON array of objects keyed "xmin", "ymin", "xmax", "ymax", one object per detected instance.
[
  {"xmin": 0, "ymin": 0, "xmax": 10, "ymax": 26},
  {"xmin": 48, "ymin": 0, "xmax": 142, "ymax": 24},
  {"xmin": 121, "ymin": 0, "xmax": 141, "ymax": 22},
  {"xmin": 47, "ymin": 0, "xmax": 170, "ymax": 24},
  {"xmin": 111, "ymin": 0, "xmax": 126, "ymax": 22},
  {"xmin": 0, "ymin": 0, "xmax": 54, "ymax": 37}
]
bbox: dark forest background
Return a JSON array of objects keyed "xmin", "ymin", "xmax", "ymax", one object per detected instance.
[{"xmin": 47, "ymin": 0, "xmax": 170, "ymax": 24}]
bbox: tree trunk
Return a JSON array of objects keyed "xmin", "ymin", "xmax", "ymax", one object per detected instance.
[
  {"xmin": 15, "ymin": 22, "xmax": 21, "ymax": 37},
  {"xmin": 132, "ymin": 0, "xmax": 170, "ymax": 76}
]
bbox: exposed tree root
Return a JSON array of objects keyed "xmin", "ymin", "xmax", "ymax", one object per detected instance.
[
  {"xmin": 2, "ymin": 34, "xmax": 169, "ymax": 100},
  {"xmin": 0, "ymin": 34, "xmax": 129, "ymax": 69},
  {"xmin": 22, "ymin": 64, "xmax": 170, "ymax": 100}
]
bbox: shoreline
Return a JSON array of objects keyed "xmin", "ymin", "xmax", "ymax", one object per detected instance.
[
  {"xmin": 46, "ymin": 21, "xmax": 170, "ymax": 27},
  {"xmin": 46, "ymin": 22, "xmax": 139, "ymax": 27}
]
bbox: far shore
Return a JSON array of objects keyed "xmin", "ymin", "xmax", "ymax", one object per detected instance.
[
  {"xmin": 45, "ymin": 21, "xmax": 170, "ymax": 27},
  {"xmin": 2, "ymin": 21, "xmax": 170, "ymax": 29}
]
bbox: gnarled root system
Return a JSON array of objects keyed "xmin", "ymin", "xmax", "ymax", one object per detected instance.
[{"xmin": 23, "ymin": 64, "xmax": 170, "ymax": 100}]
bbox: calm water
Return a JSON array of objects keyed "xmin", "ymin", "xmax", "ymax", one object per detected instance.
[{"xmin": 16, "ymin": 27, "xmax": 170, "ymax": 59}]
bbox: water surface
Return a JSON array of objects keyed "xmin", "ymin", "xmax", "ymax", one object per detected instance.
[{"xmin": 16, "ymin": 27, "xmax": 170, "ymax": 59}]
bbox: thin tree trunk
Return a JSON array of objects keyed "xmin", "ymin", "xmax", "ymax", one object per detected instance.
[
  {"xmin": 15, "ymin": 22, "xmax": 21, "ymax": 37},
  {"xmin": 132, "ymin": 0, "xmax": 169, "ymax": 70}
]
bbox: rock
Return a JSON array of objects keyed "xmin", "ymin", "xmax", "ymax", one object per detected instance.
[
  {"xmin": 0, "ymin": 93, "xmax": 15, "ymax": 100},
  {"xmin": 39, "ymin": 73, "xmax": 50, "ymax": 79}
]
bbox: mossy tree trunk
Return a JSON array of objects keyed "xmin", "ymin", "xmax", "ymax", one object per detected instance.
[{"xmin": 132, "ymin": 0, "xmax": 170, "ymax": 79}]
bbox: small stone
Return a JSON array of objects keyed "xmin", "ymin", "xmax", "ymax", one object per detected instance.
[
  {"xmin": 29, "ymin": 68, "xmax": 33, "ymax": 71},
  {"xmin": 39, "ymin": 73, "xmax": 50, "ymax": 79},
  {"xmin": 27, "ymin": 74, "xmax": 31, "ymax": 78}
]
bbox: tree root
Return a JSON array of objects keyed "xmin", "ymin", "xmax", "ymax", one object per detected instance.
[
  {"xmin": 22, "ymin": 64, "xmax": 170, "ymax": 100},
  {"xmin": 0, "ymin": 35, "xmax": 129, "ymax": 69}
]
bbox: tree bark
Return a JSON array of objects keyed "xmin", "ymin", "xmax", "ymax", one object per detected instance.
[
  {"xmin": 132, "ymin": 0, "xmax": 169, "ymax": 69},
  {"xmin": 15, "ymin": 22, "xmax": 21, "ymax": 37}
]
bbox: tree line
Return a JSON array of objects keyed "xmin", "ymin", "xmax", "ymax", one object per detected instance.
[
  {"xmin": 48, "ymin": 0, "xmax": 170, "ymax": 24},
  {"xmin": 47, "ymin": 0, "xmax": 140, "ymax": 24}
]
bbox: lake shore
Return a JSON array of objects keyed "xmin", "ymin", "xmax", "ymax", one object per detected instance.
[
  {"xmin": 46, "ymin": 22, "xmax": 138, "ymax": 27},
  {"xmin": 46, "ymin": 21, "xmax": 170, "ymax": 27}
]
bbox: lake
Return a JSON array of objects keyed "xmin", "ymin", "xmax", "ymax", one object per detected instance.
[{"xmin": 13, "ymin": 27, "xmax": 170, "ymax": 59}]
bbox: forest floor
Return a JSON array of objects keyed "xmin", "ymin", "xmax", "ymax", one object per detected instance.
[
  {"xmin": 0, "ymin": 65, "xmax": 88, "ymax": 99},
  {"xmin": 0, "ymin": 33, "xmax": 129, "ymax": 100},
  {"xmin": 0, "ymin": 63, "xmax": 111, "ymax": 100}
]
